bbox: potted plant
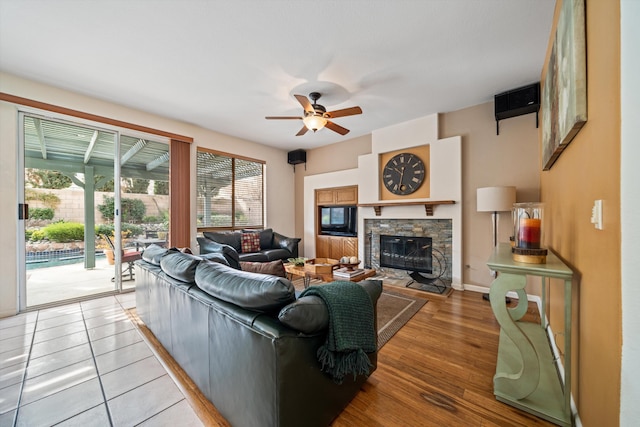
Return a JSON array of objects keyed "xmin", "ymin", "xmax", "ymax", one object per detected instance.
[{"xmin": 287, "ymin": 257, "xmax": 307, "ymax": 267}]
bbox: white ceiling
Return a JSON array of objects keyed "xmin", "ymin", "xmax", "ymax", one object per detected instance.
[{"xmin": 0, "ymin": 0, "xmax": 555, "ymax": 151}]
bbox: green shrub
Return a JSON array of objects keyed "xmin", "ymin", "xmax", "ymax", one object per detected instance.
[
  {"xmin": 31, "ymin": 229, "xmax": 47, "ymax": 242},
  {"xmin": 122, "ymin": 223, "xmax": 143, "ymax": 237},
  {"xmin": 143, "ymin": 215, "xmax": 160, "ymax": 223},
  {"xmin": 123, "ymin": 178, "xmax": 150, "ymax": 194},
  {"xmin": 29, "ymin": 229, "xmax": 46, "ymax": 241},
  {"xmin": 95, "ymin": 224, "xmax": 113, "ymax": 237},
  {"xmin": 98, "ymin": 196, "xmax": 146, "ymax": 223},
  {"xmin": 95, "ymin": 223, "xmax": 143, "ymax": 238},
  {"xmin": 29, "ymin": 207, "xmax": 55, "ymax": 220},
  {"xmin": 43, "ymin": 222, "xmax": 84, "ymax": 242},
  {"xmin": 154, "ymin": 180, "xmax": 169, "ymax": 195}
]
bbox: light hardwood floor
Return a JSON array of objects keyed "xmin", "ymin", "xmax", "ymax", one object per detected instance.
[{"xmin": 134, "ymin": 286, "xmax": 555, "ymax": 427}]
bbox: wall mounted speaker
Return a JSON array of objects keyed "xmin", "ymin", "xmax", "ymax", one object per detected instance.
[
  {"xmin": 494, "ymin": 82, "xmax": 540, "ymax": 134},
  {"xmin": 287, "ymin": 149, "xmax": 306, "ymax": 171},
  {"xmin": 287, "ymin": 149, "xmax": 306, "ymax": 165}
]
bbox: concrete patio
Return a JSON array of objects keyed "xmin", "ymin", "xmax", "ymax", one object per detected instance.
[{"xmin": 26, "ymin": 258, "xmax": 135, "ymax": 308}]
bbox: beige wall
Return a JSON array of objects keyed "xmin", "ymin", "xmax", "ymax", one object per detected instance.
[
  {"xmin": 293, "ymin": 134, "xmax": 372, "ymax": 254},
  {"xmin": 295, "ymin": 102, "xmax": 541, "ymax": 287},
  {"xmin": 0, "ymin": 73, "xmax": 295, "ymax": 316},
  {"xmin": 540, "ymin": 0, "xmax": 621, "ymax": 424},
  {"xmin": 440, "ymin": 102, "xmax": 541, "ymax": 289}
]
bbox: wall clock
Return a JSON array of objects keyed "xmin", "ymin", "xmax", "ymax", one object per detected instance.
[{"xmin": 382, "ymin": 152, "xmax": 426, "ymax": 195}]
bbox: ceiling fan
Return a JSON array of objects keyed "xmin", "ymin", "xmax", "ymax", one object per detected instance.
[{"xmin": 266, "ymin": 92, "xmax": 362, "ymax": 136}]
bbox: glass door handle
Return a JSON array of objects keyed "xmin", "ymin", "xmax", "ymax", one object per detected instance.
[{"xmin": 18, "ymin": 203, "xmax": 28, "ymax": 220}]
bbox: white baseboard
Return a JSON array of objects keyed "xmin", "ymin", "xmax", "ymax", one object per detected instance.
[
  {"xmin": 0, "ymin": 309, "xmax": 18, "ymax": 319},
  {"xmin": 461, "ymin": 283, "xmax": 523, "ymax": 301}
]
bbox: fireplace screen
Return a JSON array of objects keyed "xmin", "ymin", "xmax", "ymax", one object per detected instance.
[{"xmin": 380, "ymin": 235, "xmax": 433, "ymax": 274}]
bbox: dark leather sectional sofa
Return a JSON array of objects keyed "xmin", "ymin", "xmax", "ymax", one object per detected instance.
[
  {"xmin": 135, "ymin": 245, "xmax": 381, "ymax": 427},
  {"xmin": 197, "ymin": 228, "xmax": 300, "ymax": 269}
]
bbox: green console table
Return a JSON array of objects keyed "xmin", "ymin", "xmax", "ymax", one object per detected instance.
[{"xmin": 487, "ymin": 243, "xmax": 574, "ymax": 426}]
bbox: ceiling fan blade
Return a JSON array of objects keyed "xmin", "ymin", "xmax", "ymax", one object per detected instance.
[
  {"xmin": 326, "ymin": 106, "xmax": 362, "ymax": 119},
  {"xmin": 296, "ymin": 126, "xmax": 309, "ymax": 136},
  {"xmin": 294, "ymin": 94, "xmax": 314, "ymax": 113},
  {"xmin": 265, "ymin": 116, "xmax": 302, "ymax": 120},
  {"xmin": 325, "ymin": 120, "xmax": 350, "ymax": 135}
]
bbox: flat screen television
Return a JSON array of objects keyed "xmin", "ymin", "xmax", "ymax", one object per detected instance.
[{"xmin": 319, "ymin": 205, "xmax": 357, "ymax": 237}]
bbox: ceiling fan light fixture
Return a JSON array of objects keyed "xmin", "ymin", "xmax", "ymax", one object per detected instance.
[{"xmin": 303, "ymin": 113, "xmax": 327, "ymax": 132}]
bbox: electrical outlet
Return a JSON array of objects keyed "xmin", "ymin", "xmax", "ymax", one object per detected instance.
[{"xmin": 590, "ymin": 200, "xmax": 603, "ymax": 230}]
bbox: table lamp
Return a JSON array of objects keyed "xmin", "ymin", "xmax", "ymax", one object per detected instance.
[{"xmin": 477, "ymin": 186, "xmax": 516, "ymax": 247}]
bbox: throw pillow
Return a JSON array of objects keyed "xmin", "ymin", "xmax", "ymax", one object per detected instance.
[
  {"xmin": 243, "ymin": 228, "xmax": 273, "ymax": 250},
  {"xmin": 240, "ymin": 260, "xmax": 286, "ymax": 277},
  {"xmin": 160, "ymin": 252, "xmax": 201, "ymax": 283},
  {"xmin": 241, "ymin": 232, "xmax": 261, "ymax": 253},
  {"xmin": 278, "ymin": 295, "xmax": 329, "ymax": 334},
  {"xmin": 196, "ymin": 237, "xmax": 241, "ymax": 270},
  {"xmin": 141, "ymin": 244, "xmax": 170, "ymax": 265}
]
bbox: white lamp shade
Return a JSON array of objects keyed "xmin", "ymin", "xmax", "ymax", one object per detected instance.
[{"xmin": 477, "ymin": 186, "xmax": 516, "ymax": 212}]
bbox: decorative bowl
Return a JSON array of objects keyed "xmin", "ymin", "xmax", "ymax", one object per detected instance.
[{"xmin": 338, "ymin": 261, "xmax": 361, "ymax": 271}]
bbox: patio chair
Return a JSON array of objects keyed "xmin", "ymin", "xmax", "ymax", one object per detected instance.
[{"xmin": 101, "ymin": 234, "xmax": 142, "ymax": 282}]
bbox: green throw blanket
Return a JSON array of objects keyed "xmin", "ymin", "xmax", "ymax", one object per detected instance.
[{"xmin": 300, "ymin": 281, "xmax": 376, "ymax": 383}]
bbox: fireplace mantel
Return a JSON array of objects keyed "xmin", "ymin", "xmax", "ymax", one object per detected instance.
[{"xmin": 358, "ymin": 200, "xmax": 455, "ymax": 216}]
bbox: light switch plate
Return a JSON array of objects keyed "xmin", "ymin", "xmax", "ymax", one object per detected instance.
[{"xmin": 591, "ymin": 200, "xmax": 603, "ymax": 230}]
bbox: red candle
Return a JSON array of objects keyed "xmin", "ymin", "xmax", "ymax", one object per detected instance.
[{"xmin": 519, "ymin": 218, "xmax": 541, "ymax": 249}]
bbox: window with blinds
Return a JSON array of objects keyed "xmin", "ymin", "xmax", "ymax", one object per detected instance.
[{"xmin": 196, "ymin": 148, "xmax": 264, "ymax": 230}]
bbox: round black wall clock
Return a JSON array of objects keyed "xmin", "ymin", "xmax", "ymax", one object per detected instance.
[{"xmin": 382, "ymin": 152, "xmax": 426, "ymax": 195}]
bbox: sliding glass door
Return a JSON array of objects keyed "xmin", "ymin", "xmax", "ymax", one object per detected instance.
[{"xmin": 18, "ymin": 113, "xmax": 169, "ymax": 308}]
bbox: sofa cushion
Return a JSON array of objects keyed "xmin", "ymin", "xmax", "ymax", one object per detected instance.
[
  {"xmin": 238, "ymin": 252, "xmax": 268, "ymax": 262},
  {"xmin": 261, "ymin": 248, "xmax": 293, "ymax": 262},
  {"xmin": 197, "ymin": 237, "xmax": 241, "ymax": 270},
  {"xmin": 273, "ymin": 232, "xmax": 301, "ymax": 255},
  {"xmin": 141, "ymin": 244, "xmax": 170, "ymax": 265},
  {"xmin": 240, "ymin": 232, "xmax": 261, "ymax": 253},
  {"xmin": 278, "ymin": 295, "xmax": 329, "ymax": 334},
  {"xmin": 240, "ymin": 260, "xmax": 286, "ymax": 278},
  {"xmin": 160, "ymin": 252, "xmax": 201, "ymax": 283},
  {"xmin": 195, "ymin": 261, "xmax": 295, "ymax": 312},
  {"xmin": 203, "ymin": 231, "xmax": 242, "ymax": 252}
]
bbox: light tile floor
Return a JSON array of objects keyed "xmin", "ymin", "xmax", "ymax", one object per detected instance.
[{"xmin": 0, "ymin": 293, "xmax": 204, "ymax": 427}]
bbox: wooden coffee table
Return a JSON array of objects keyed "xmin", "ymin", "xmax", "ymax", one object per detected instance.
[{"xmin": 284, "ymin": 263, "xmax": 377, "ymax": 288}]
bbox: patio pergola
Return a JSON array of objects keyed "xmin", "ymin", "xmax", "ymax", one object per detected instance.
[{"xmin": 23, "ymin": 115, "xmax": 170, "ymax": 268}]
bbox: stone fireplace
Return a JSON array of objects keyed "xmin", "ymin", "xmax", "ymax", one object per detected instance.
[
  {"xmin": 303, "ymin": 115, "xmax": 462, "ymax": 289},
  {"xmin": 364, "ymin": 219, "xmax": 452, "ymax": 283}
]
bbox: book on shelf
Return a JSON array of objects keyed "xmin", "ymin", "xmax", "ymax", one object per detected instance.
[{"xmin": 333, "ymin": 268, "xmax": 365, "ymax": 278}]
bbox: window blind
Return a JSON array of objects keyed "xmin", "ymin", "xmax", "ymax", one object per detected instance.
[{"xmin": 196, "ymin": 149, "xmax": 264, "ymax": 230}]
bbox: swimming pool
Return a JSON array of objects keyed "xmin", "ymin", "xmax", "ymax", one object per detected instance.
[{"xmin": 26, "ymin": 249, "xmax": 106, "ymax": 270}]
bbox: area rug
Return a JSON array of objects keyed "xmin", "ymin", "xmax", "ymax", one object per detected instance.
[
  {"xmin": 375, "ymin": 290, "xmax": 427, "ymax": 349},
  {"xmin": 292, "ymin": 278, "xmax": 427, "ymax": 349}
]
